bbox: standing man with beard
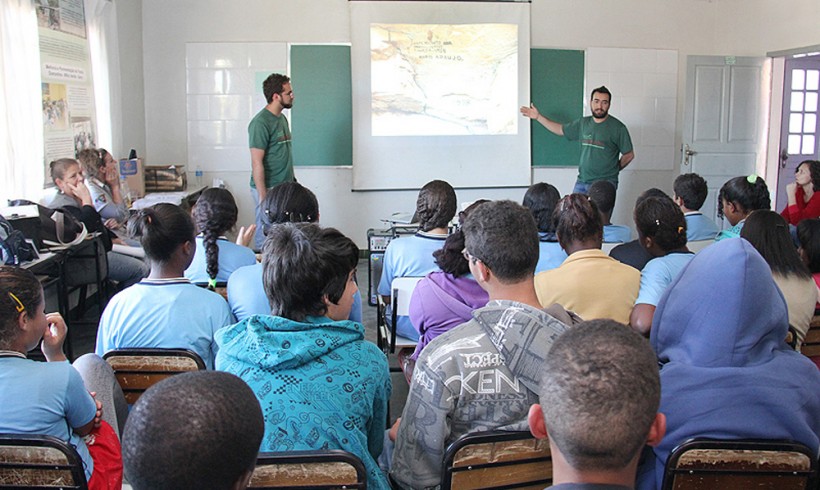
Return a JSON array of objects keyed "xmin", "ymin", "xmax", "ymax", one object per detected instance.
[
  {"xmin": 521, "ymin": 86, "xmax": 634, "ymax": 195},
  {"xmin": 249, "ymin": 73, "xmax": 296, "ymax": 249}
]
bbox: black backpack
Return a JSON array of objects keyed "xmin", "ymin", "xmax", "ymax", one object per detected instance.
[{"xmin": 0, "ymin": 214, "xmax": 37, "ymax": 265}]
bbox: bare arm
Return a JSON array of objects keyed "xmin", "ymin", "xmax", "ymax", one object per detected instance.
[
  {"xmin": 629, "ymin": 303, "xmax": 655, "ymax": 337},
  {"xmin": 250, "ymin": 148, "xmax": 267, "ymax": 202},
  {"xmin": 619, "ymin": 151, "xmax": 635, "ymax": 170},
  {"xmin": 520, "ymin": 103, "xmax": 564, "ymax": 136}
]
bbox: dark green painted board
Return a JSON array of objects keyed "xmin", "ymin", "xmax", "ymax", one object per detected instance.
[
  {"xmin": 291, "ymin": 45, "xmax": 353, "ymax": 166},
  {"xmin": 529, "ymin": 49, "xmax": 584, "ymax": 167}
]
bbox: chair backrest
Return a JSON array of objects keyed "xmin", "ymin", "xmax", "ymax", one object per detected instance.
[
  {"xmin": 441, "ymin": 431, "xmax": 552, "ymax": 490},
  {"xmin": 247, "ymin": 450, "xmax": 366, "ymax": 489},
  {"xmin": 688, "ymin": 239, "xmax": 714, "ymax": 253},
  {"xmin": 103, "ymin": 348, "xmax": 206, "ymax": 404},
  {"xmin": 391, "ymin": 276, "xmax": 424, "ymax": 317},
  {"xmin": 802, "ymin": 315, "xmax": 820, "ymax": 358},
  {"xmin": 0, "ymin": 434, "xmax": 88, "ymax": 489},
  {"xmin": 662, "ymin": 438, "xmax": 818, "ymax": 490}
]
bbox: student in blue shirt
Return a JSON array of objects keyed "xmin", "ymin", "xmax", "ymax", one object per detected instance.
[
  {"xmin": 184, "ymin": 188, "xmax": 256, "ymax": 287},
  {"xmin": 96, "ymin": 203, "xmax": 234, "ymax": 369},
  {"xmin": 589, "ymin": 180, "xmax": 631, "ymax": 243},
  {"xmin": 673, "ymin": 173, "xmax": 720, "ymax": 241},
  {"xmin": 522, "ymin": 182, "xmax": 567, "ymax": 272}
]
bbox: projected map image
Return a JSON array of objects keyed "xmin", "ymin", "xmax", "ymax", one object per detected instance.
[{"xmin": 371, "ymin": 23, "xmax": 517, "ymax": 136}]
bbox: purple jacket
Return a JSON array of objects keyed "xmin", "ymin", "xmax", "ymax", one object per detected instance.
[{"xmin": 408, "ymin": 272, "xmax": 489, "ymax": 360}]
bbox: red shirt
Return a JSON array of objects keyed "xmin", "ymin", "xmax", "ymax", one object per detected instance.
[{"xmin": 781, "ymin": 186, "xmax": 820, "ymax": 225}]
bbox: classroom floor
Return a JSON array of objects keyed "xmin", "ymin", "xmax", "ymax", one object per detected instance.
[{"xmin": 66, "ymin": 258, "xmax": 409, "ymax": 424}]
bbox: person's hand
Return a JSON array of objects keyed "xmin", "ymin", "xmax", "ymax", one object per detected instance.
[
  {"xmin": 520, "ymin": 103, "xmax": 540, "ymax": 120},
  {"xmin": 104, "ymin": 218, "xmax": 120, "ymax": 230},
  {"xmin": 67, "ymin": 181, "xmax": 92, "ymax": 206},
  {"xmin": 41, "ymin": 313, "xmax": 67, "ymax": 362},
  {"xmin": 787, "ymin": 182, "xmax": 797, "ymax": 197},
  {"xmin": 236, "ymin": 224, "xmax": 257, "ymax": 247},
  {"xmin": 105, "ymin": 166, "xmax": 120, "ymax": 188},
  {"xmin": 89, "ymin": 392, "xmax": 103, "ymax": 428},
  {"xmin": 389, "ymin": 417, "xmax": 401, "ymax": 442}
]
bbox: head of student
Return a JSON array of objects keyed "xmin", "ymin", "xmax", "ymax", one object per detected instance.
[
  {"xmin": 433, "ymin": 200, "xmax": 489, "ymax": 277},
  {"xmin": 193, "ymin": 188, "xmax": 239, "ymax": 281},
  {"xmin": 49, "ymin": 158, "xmax": 84, "ymax": 197},
  {"xmin": 262, "ymin": 181, "xmax": 319, "ymax": 231},
  {"xmin": 122, "ymin": 371, "xmax": 264, "ymax": 490},
  {"xmin": 461, "ymin": 200, "xmax": 539, "ymax": 284},
  {"xmin": 263, "ymin": 73, "xmax": 292, "ymax": 106},
  {"xmin": 635, "ymin": 195, "xmax": 687, "ymax": 256},
  {"xmin": 128, "ymin": 203, "xmax": 196, "ymax": 270},
  {"xmin": 262, "ymin": 223, "xmax": 358, "ymax": 322},
  {"xmin": 718, "ymin": 175, "xmax": 771, "ymax": 225},
  {"xmin": 673, "ymin": 173, "xmax": 709, "ymax": 211},
  {"xmin": 740, "ymin": 210, "xmax": 811, "ymax": 281},
  {"xmin": 77, "ymin": 147, "xmax": 115, "ymax": 181},
  {"xmin": 0, "ymin": 266, "xmax": 45, "ymax": 352},
  {"xmin": 797, "ymin": 218, "xmax": 820, "ymax": 273},
  {"xmin": 590, "ymin": 86, "xmax": 612, "ymax": 119},
  {"xmin": 415, "ymin": 180, "xmax": 457, "ymax": 232},
  {"xmin": 587, "ymin": 180, "xmax": 617, "ymax": 219},
  {"xmin": 528, "ymin": 319, "xmax": 664, "ymax": 477},
  {"xmin": 794, "ymin": 159, "xmax": 820, "ymax": 192},
  {"xmin": 522, "ymin": 182, "xmax": 561, "ymax": 235},
  {"xmin": 553, "ymin": 194, "xmax": 603, "ymax": 253}
]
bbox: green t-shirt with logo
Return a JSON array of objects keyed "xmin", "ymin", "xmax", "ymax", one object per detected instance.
[
  {"xmin": 248, "ymin": 108, "xmax": 295, "ymax": 189},
  {"xmin": 562, "ymin": 115, "xmax": 633, "ymax": 184}
]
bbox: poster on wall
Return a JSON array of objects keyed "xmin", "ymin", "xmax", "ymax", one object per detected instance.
[{"xmin": 34, "ymin": 0, "xmax": 96, "ymax": 185}]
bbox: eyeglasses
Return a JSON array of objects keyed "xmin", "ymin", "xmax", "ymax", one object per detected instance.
[{"xmin": 461, "ymin": 248, "xmax": 478, "ymax": 264}]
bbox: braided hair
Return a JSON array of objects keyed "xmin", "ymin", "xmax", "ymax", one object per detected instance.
[
  {"xmin": 128, "ymin": 203, "xmax": 195, "ymax": 265},
  {"xmin": 523, "ymin": 183, "xmax": 561, "ymax": 234},
  {"xmin": 415, "ymin": 180, "xmax": 457, "ymax": 232},
  {"xmin": 634, "ymin": 196, "xmax": 687, "ymax": 251},
  {"xmin": 192, "ymin": 188, "xmax": 239, "ymax": 284},
  {"xmin": 717, "ymin": 175, "xmax": 770, "ymax": 219},
  {"xmin": 553, "ymin": 194, "xmax": 603, "ymax": 250}
]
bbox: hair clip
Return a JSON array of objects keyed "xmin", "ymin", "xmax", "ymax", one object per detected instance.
[
  {"xmin": 747, "ymin": 174, "xmax": 758, "ymax": 184},
  {"xmin": 207, "ymin": 278, "xmax": 217, "ymax": 290},
  {"xmin": 677, "ymin": 226, "xmax": 685, "ymax": 234},
  {"xmin": 8, "ymin": 292, "xmax": 24, "ymax": 313},
  {"xmin": 655, "ymin": 219, "xmax": 660, "ymax": 226}
]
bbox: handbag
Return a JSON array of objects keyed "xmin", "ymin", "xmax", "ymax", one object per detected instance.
[
  {"xmin": 0, "ymin": 214, "xmax": 37, "ymax": 264},
  {"xmin": 8, "ymin": 200, "xmax": 87, "ymax": 247}
]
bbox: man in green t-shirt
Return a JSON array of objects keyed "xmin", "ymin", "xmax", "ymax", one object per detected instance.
[
  {"xmin": 521, "ymin": 86, "xmax": 634, "ymax": 196},
  {"xmin": 249, "ymin": 73, "xmax": 296, "ymax": 249}
]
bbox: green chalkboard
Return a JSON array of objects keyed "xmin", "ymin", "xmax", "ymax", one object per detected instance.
[
  {"xmin": 529, "ymin": 49, "xmax": 584, "ymax": 167},
  {"xmin": 290, "ymin": 45, "xmax": 353, "ymax": 166}
]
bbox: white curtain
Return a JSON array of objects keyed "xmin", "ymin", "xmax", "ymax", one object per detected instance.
[
  {"xmin": 0, "ymin": 0, "xmax": 44, "ymax": 203},
  {"xmin": 85, "ymin": 0, "xmax": 120, "ymax": 156}
]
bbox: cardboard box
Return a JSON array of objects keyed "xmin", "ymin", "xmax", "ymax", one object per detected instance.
[
  {"xmin": 118, "ymin": 158, "xmax": 145, "ymax": 199},
  {"xmin": 144, "ymin": 165, "xmax": 187, "ymax": 192}
]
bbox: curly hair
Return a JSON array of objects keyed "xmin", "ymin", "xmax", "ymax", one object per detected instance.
[
  {"xmin": 0, "ymin": 266, "xmax": 42, "ymax": 350},
  {"xmin": 415, "ymin": 180, "xmax": 457, "ymax": 232},
  {"xmin": 192, "ymin": 188, "xmax": 239, "ymax": 282},
  {"xmin": 634, "ymin": 196, "xmax": 687, "ymax": 251},
  {"xmin": 263, "ymin": 73, "xmax": 290, "ymax": 104},
  {"xmin": 553, "ymin": 194, "xmax": 603, "ymax": 250},
  {"xmin": 76, "ymin": 148, "xmax": 110, "ymax": 180},
  {"xmin": 587, "ymin": 180, "xmax": 617, "ymax": 216},
  {"xmin": 717, "ymin": 175, "xmax": 770, "ymax": 218},
  {"xmin": 797, "ymin": 160, "xmax": 820, "ymax": 192},
  {"xmin": 523, "ymin": 183, "xmax": 561, "ymax": 233},
  {"xmin": 433, "ymin": 200, "xmax": 489, "ymax": 276},
  {"xmin": 673, "ymin": 173, "xmax": 709, "ymax": 211},
  {"xmin": 128, "ymin": 203, "xmax": 195, "ymax": 265}
]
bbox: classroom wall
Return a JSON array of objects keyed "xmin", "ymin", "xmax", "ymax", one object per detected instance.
[{"xmin": 130, "ymin": 0, "xmax": 819, "ymax": 248}]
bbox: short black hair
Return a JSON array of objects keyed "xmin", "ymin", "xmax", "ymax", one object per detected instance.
[
  {"xmin": 462, "ymin": 200, "xmax": 538, "ymax": 283},
  {"xmin": 590, "ymin": 86, "xmax": 612, "ymax": 101},
  {"xmin": 193, "ymin": 188, "xmax": 239, "ymax": 282},
  {"xmin": 415, "ymin": 180, "xmax": 457, "ymax": 232},
  {"xmin": 587, "ymin": 180, "xmax": 617, "ymax": 215},
  {"xmin": 522, "ymin": 182, "xmax": 561, "ymax": 233},
  {"xmin": 797, "ymin": 218, "xmax": 820, "ymax": 273},
  {"xmin": 741, "ymin": 210, "xmax": 811, "ymax": 280},
  {"xmin": 262, "ymin": 223, "xmax": 358, "ymax": 321},
  {"xmin": 128, "ymin": 203, "xmax": 196, "ymax": 264},
  {"xmin": 538, "ymin": 319, "xmax": 660, "ymax": 471},
  {"xmin": 634, "ymin": 196, "xmax": 687, "ymax": 251},
  {"xmin": 263, "ymin": 73, "xmax": 290, "ymax": 104},
  {"xmin": 433, "ymin": 200, "xmax": 489, "ymax": 277},
  {"xmin": 122, "ymin": 371, "xmax": 264, "ymax": 490},
  {"xmin": 0, "ymin": 266, "xmax": 42, "ymax": 350},
  {"xmin": 262, "ymin": 181, "xmax": 319, "ymax": 229},
  {"xmin": 553, "ymin": 194, "xmax": 603, "ymax": 250},
  {"xmin": 673, "ymin": 173, "xmax": 709, "ymax": 211},
  {"xmin": 717, "ymin": 175, "xmax": 771, "ymax": 218}
]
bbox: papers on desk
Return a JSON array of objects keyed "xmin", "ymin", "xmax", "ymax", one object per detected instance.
[
  {"xmin": 112, "ymin": 243, "xmax": 146, "ymax": 258},
  {"xmin": 131, "ymin": 192, "xmax": 190, "ymax": 209},
  {"xmin": 383, "ymin": 212, "xmax": 416, "ymax": 225}
]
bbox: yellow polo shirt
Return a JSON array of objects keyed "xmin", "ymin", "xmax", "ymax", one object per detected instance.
[{"xmin": 534, "ymin": 248, "xmax": 640, "ymax": 324}]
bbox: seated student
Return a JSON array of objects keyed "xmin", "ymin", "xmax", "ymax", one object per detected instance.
[
  {"xmin": 529, "ymin": 319, "xmax": 666, "ymax": 490},
  {"xmin": 781, "ymin": 159, "xmax": 820, "ymax": 226},
  {"xmin": 122, "ymin": 371, "xmax": 264, "ymax": 490},
  {"xmin": 408, "ymin": 200, "xmax": 489, "ymax": 363},
  {"xmin": 95, "ymin": 203, "xmax": 234, "ymax": 369},
  {"xmin": 184, "ymin": 188, "xmax": 256, "ymax": 286},
  {"xmin": 673, "ymin": 172, "xmax": 720, "ymax": 241},
  {"xmin": 797, "ymin": 218, "xmax": 820, "ymax": 309},
  {"xmin": 227, "ymin": 182, "xmax": 362, "ymax": 323},
  {"xmin": 609, "ymin": 188, "xmax": 668, "ymax": 271},
  {"xmin": 391, "ymin": 201, "xmax": 575, "ymax": 490},
  {"xmin": 741, "ymin": 210, "xmax": 817, "ymax": 348},
  {"xmin": 378, "ymin": 180, "xmax": 456, "ymax": 341},
  {"xmin": 637, "ymin": 238, "xmax": 820, "ymax": 490},
  {"xmin": 522, "ymin": 182, "xmax": 567, "ymax": 272},
  {"xmin": 46, "ymin": 158, "xmax": 147, "ymax": 290},
  {"xmin": 629, "ymin": 196, "xmax": 693, "ymax": 336},
  {"xmin": 714, "ymin": 174, "xmax": 770, "ymax": 241},
  {"xmin": 535, "ymin": 194, "xmax": 641, "ymax": 324},
  {"xmin": 0, "ymin": 266, "xmax": 124, "ymax": 488},
  {"xmin": 77, "ymin": 148, "xmax": 129, "ymax": 224},
  {"xmin": 589, "ymin": 180, "xmax": 631, "ymax": 243},
  {"xmin": 216, "ymin": 223, "xmax": 391, "ymax": 490}
]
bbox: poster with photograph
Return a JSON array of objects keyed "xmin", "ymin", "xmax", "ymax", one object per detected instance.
[{"xmin": 34, "ymin": 0, "xmax": 97, "ymax": 185}]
